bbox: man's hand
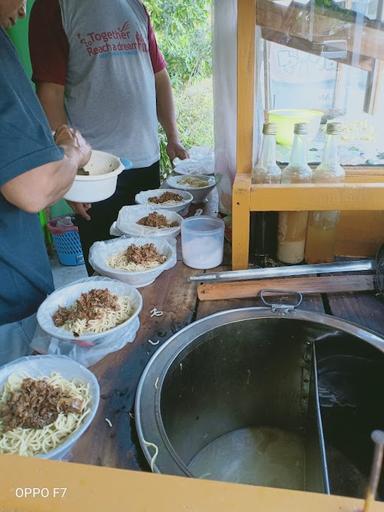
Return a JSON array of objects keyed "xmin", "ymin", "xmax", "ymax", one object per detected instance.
[
  {"xmin": 67, "ymin": 201, "xmax": 92, "ymax": 221},
  {"xmin": 166, "ymin": 139, "xmax": 189, "ymax": 163},
  {"xmin": 54, "ymin": 125, "xmax": 92, "ymax": 168}
]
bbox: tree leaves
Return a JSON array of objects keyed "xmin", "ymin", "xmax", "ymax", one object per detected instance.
[{"xmin": 145, "ymin": 0, "xmax": 212, "ymax": 86}]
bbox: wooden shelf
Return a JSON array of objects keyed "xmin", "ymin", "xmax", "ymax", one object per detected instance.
[
  {"xmin": 250, "ymin": 166, "xmax": 384, "ymax": 211},
  {"xmin": 250, "ymin": 182, "xmax": 384, "ymax": 211}
]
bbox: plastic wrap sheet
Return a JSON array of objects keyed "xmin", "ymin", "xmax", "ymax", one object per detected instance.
[
  {"xmin": 89, "ymin": 237, "xmax": 177, "ymax": 288},
  {"xmin": 34, "ymin": 277, "xmax": 142, "ymax": 366},
  {"xmin": 135, "ymin": 189, "xmax": 193, "ymax": 214},
  {"xmin": 173, "ymin": 146, "xmax": 215, "ymax": 175},
  {"xmin": 31, "ymin": 317, "xmax": 140, "ymax": 368},
  {"xmin": 116, "ymin": 205, "xmax": 182, "ymax": 238}
]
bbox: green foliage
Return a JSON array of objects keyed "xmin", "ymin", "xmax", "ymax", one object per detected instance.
[
  {"xmin": 144, "ymin": 0, "xmax": 213, "ymax": 178},
  {"xmin": 160, "ymin": 79, "xmax": 214, "ymax": 178},
  {"xmin": 144, "ymin": 0, "xmax": 212, "ymax": 87},
  {"xmin": 176, "ymin": 79, "xmax": 214, "ymax": 148}
]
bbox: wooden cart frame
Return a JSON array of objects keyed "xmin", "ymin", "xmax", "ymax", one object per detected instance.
[{"xmin": 232, "ymin": 0, "xmax": 384, "ymax": 269}]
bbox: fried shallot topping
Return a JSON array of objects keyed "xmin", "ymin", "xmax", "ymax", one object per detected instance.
[
  {"xmin": 53, "ymin": 288, "xmax": 119, "ymax": 329},
  {"xmin": 1, "ymin": 378, "xmax": 83, "ymax": 431},
  {"xmin": 124, "ymin": 243, "xmax": 167, "ymax": 265},
  {"xmin": 137, "ymin": 212, "xmax": 178, "ymax": 228},
  {"xmin": 148, "ymin": 191, "xmax": 183, "ymax": 204}
]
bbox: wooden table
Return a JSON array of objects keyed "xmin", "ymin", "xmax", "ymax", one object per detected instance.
[{"xmin": 70, "ymin": 246, "xmax": 384, "ymax": 471}]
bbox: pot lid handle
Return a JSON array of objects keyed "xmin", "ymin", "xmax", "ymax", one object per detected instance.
[{"xmin": 259, "ymin": 289, "xmax": 303, "ymax": 313}]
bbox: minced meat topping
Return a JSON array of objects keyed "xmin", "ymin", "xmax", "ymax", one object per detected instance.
[
  {"xmin": 1, "ymin": 378, "xmax": 83, "ymax": 431},
  {"xmin": 53, "ymin": 288, "xmax": 119, "ymax": 328},
  {"xmin": 148, "ymin": 191, "xmax": 183, "ymax": 204},
  {"xmin": 125, "ymin": 243, "xmax": 167, "ymax": 265},
  {"xmin": 137, "ymin": 212, "xmax": 179, "ymax": 228}
]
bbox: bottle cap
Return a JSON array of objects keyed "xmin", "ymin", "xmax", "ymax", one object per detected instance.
[
  {"xmin": 294, "ymin": 123, "xmax": 308, "ymax": 135},
  {"xmin": 263, "ymin": 123, "xmax": 277, "ymax": 135},
  {"xmin": 326, "ymin": 122, "xmax": 343, "ymax": 135}
]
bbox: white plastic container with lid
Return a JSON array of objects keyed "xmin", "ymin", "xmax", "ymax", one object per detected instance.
[{"xmin": 181, "ymin": 216, "xmax": 225, "ymax": 270}]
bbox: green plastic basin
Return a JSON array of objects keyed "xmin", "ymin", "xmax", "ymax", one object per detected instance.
[{"xmin": 268, "ymin": 109, "xmax": 323, "ymax": 146}]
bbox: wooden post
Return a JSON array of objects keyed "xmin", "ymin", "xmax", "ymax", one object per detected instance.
[{"xmin": 232, "ymin": 0, "xmax": 256, "ymax": 269}]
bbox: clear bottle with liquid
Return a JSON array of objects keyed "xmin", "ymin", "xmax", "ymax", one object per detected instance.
[
  {"xmin": 251, "ymin": 123, "xmax": 281, "ymax": 265},
  {"xmin": 277, "ymin": 123, "xmax": 312, "ymax": 264},
  {"xmin": 305, "ymin": 122, "xmax": 345, "ymax": 264}
]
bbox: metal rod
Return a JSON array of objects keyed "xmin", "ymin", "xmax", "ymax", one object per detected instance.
[
  {"xmin": 189, "ymin": 260, "xmax": 375, "ymax": 283},
  {"xmin": 364, "ymin": 430, "xmax": 384, "ymax": 512}
]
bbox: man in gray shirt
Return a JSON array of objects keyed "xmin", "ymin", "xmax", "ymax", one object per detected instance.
[{"xmin": 30, "ymin": 0, "xmax": 188, "ymax": 273}]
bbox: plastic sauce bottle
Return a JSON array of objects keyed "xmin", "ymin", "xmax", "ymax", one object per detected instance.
[
  {"xmin": 251, "ymin": 122, "xmax": 281, "ymax": 265},
  {"xmin": 305, "ymin": 122, "xmax": 345, "ymax": 264},
  {"xmin": 277, "ymin": 123, "xmax": 312, "ymax": 264}
]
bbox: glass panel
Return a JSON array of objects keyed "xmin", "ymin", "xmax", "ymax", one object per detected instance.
[{"xmin": 257, "ymin": 0, "xmax": 384, "ymax": 165}]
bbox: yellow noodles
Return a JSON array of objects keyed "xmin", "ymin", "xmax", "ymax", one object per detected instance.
[
  {"xmin": 58, "ymin": 296, "xmax": 132, "ymax": 336},
  {"xmin": 0, "ymin": 373, "xmax": 91, "ymax": 456},
  {"xmin": 108, "ymin": 251, "xmax": 165, "ymax": 272},
  {"xmin": 178, "ymin": 176, "xmax": 210, "ymax": 188}
]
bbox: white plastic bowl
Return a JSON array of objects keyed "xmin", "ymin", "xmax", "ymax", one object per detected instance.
[
  {"xmin": 37, "ymin": 277, "xmax": 143, "ymax": 343},
  {"xmin": 116, "ymin": 205, "xmax": 182, "ymax": 238},
  {"xmin": 0, "ymin": 354, "xmax": 100, "ymax": 460},
  {"xmin": 64, "ymin": 150, "xmax": 125, "ymax": 203},
  {"xmin": 135, "ymin": 188, "xmax": 193, "ymax": 213},
  {"xmin": 166, "ymin": 175, "xmax": 216, "ymax": 204},
  {"xmin": 89, "ymin": 238, "xmax": 177, "ymax": 288}
]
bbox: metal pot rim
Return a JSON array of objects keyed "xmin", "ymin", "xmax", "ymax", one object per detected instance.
[{"xmin": 135, "ymin": 306, "xmax": 384, "ymax": 475}]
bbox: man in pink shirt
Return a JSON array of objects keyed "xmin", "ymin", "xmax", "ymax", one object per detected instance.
[{"xmin": 29, "ymin": 0, "xmax": 188, "ymax": 273}]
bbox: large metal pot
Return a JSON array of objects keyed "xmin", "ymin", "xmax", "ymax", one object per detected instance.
[{"xmin": 135, "ymin": 306, "xmax": 384, "ymax": 497}]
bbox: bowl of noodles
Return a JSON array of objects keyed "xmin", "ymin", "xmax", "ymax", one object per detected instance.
[
  {"xmin": 166, "ymin": 174, "xmax": 216, "ymax": 204},
  {"xmin": 135, "ymin": 189, "xmax": 193, "ymax": 213},
  {"xmin": 89, "ymin": 238, "xmax": 177, "ymax": 288},
  {"xmin": 115, "ymin": 206, "xmax": 182, "ymax": 239},
  {"xmin": 37, "ymin": 277, "xmax": 143, "ymax": 344},
  {"xmin": 0, "ymin": 355, "xmax": 99, "ymax": 459}
]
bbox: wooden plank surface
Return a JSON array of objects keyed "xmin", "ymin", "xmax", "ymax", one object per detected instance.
[
  {"xmin": 327, "ymin": 290, "xmax": 384, "ymax": 335},
  {"xmin": 70, "ymin": 262, "xmax": 199, "ymax": 469},
  {"xmin": 3, "ymin": 454, "xmax": 384, "ymax": 512},
  {"xmin": 196, "ymin": 265, "xmax": 325, "ymax": 318},
  {"xmin": 198, "ymin": 275, "xmax": 374, "ymax": 301}
]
